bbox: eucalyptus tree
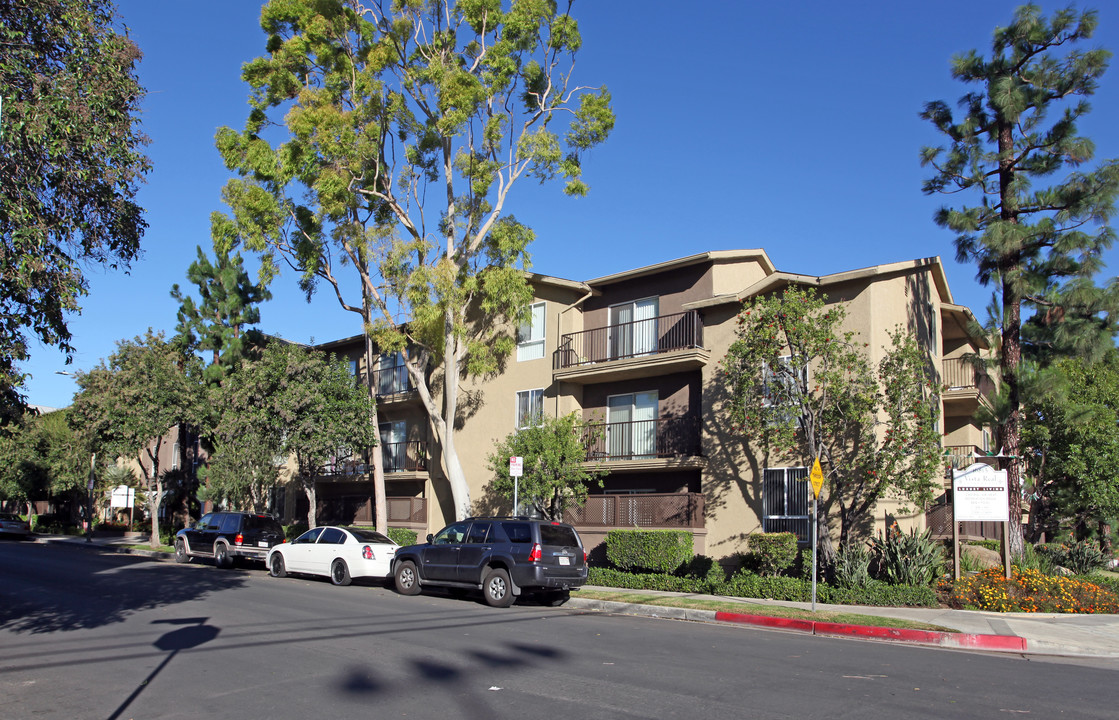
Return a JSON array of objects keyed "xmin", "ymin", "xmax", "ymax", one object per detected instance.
[
  {"xmin": 921, "ymin": 4, "xmax": 1119, "ymax": 554},
  {"xmin": 212, "ymin": 0, "xmax": 614, "ymax": 521},
  {"xmin": 0, "ymin": 0, "xmax": 150, "ymax": 417}
]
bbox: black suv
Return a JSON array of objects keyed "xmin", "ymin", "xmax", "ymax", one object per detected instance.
[
  {"xmin": 174, "ymin": 512, "xmax": 286, "ymax": 568},
  {"xmin": 391, "ymin": 517, "xmax": 587, "ymax": 607}
]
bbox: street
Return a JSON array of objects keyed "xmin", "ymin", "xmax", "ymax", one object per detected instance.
[{"xmin": 1, "ymin": 541, "xmax": 1117, "ymax": 719}]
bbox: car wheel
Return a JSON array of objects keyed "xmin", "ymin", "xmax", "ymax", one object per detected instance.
[
  {"xmin": 269, "ymin": 553, "xmax": 287, "ymax": 578},
  {"xmin": 174, "ymin": 539, "xmax": 190, "ymax": 564},
  {"xmin": 482, "ymin": 568, "xmax": 515, "ymax": 608},
  {"xmin": 394, "ymin": 560, "xmax": 421, "ymax": 595},
  {"xmin": 330, "ymin": 559, "xmax": 352, "ymax": 586},
  {"xmin": 214, "ymin": 543, "xmax": 229, "ymax": 569},
  {"xmin": 542, "ymin": 590, "xmax": 570, "ymax": 607}
]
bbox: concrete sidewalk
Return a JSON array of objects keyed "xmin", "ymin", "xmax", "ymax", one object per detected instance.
[
  {"xmin": 568, "ymin": 586, "xmax": 1119, "ymax": 658},
  {"xmin": 28, "ymin": 533, "xmax": 1119, "ymax": 658}
]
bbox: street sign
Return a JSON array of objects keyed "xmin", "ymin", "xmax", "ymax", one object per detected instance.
[
  {"xmin": 809, "ymin": 458, "xmax": 824, "ymax": 498},
  {"xmin": 509, "ymin": 456, "xmax": 523, "ymax": 477}
]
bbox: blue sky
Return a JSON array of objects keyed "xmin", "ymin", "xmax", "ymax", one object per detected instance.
[{"xmin": 26, "ymin": 1, "xmax": 1119, "ymax": 408}]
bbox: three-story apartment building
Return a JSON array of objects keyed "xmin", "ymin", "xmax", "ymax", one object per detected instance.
[{"xmin": 290, "ymin": 250, "xmax": 991, "ymax": 560}]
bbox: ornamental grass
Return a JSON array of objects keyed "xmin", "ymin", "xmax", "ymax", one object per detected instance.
[{"xmin": 949, "ymin": 567, "xmax": 1119, "ymax": 614}]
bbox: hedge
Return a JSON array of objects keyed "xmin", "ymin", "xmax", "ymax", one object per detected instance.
[
  {"xmin": 605, "ymin": 529, "xmax": 694, "ymax": 573},
  {"xmin": 387, "ymin": 527, "xmax": 419, "ymax": 547}
]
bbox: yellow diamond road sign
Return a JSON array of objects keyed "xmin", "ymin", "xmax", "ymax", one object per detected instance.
[{"xmin": 810, "ymin": 458, "xmax": 824, "ymax": 498}]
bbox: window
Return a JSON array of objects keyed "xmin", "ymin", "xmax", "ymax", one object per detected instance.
[
  {"xmin": 606, "ymin": 391, "xmax": 658, "ymax": 459},
  {"xmin": 516, "ymin": 389, "xmax": 544, "ymax": 429},
  {"xmin": 466, "ymin": 522, "xmax": 491, "ymax": 544},
  {"xmin": 609, "ymin": 297, "xmax": 658, "ymax": 359},
  {"xmin": 377, "ymin": 352, "xmax": 408, "ymax": 395},
  {"xmin": 171, "ymin": 442, "xmax": 180, "ymax": 471},
  {"xmin": 763, "ymin": 355, "xmax": 806, "ymax": 425},
  {"xmin": 762, "ymin": 467, "xmax": 810, "ymax": 541},
  {"xmin": 517, "ymin": 302, "xmax": 546, "ymax": 361},
  {"xmin": 319, "ymin": 527, "xmax": 346, "ymax": 544}
]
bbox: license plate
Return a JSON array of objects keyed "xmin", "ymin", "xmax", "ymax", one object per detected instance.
[
  {"xmin": 559, "ymin": 556, "xmax": 570, "ymax": 565},
  {"xmin": 258, "ymin": 542, "xmax": 269, "ymax": 547}
]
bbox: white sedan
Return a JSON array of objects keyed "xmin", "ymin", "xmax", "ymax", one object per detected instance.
[{"xmin": 267, "ymin": 526, "xmax": 398, "ymax": 586}]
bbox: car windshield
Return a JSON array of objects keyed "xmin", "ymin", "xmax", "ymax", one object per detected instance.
[{"xmin": 345, "ymin": 528, "xmax": 394, "ymax": 544}]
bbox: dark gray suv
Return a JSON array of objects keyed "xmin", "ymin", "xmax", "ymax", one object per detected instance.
[
  {"xmin": 174, "ymin": 512, "xmax": 286, "ymax": 568},
  {"xmin": 391, "ymin": 517, "xmax": 587, "ymax": 607}
]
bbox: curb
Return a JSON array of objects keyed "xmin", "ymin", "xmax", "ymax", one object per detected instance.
[{"xmin": 568, "ymin": 598, "xmax": 1027, "ymax": 653}]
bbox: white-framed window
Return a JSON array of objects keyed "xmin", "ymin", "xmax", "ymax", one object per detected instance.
[
  {"xmin": 606, "ymin": 391, "xmax": 658, "ymax": 459},
  {"xmin": 762, "ymin": 466, "xmax": 810, "ymax": 541},
  {"xmin": 517, "ymin": 302, "xmax": 546, "ymax": 361},
  {"xmin": 609, "ymin": 297, "xmax": 659, "ymax": 359},
  {"xmin": 515, "ymin": 389, "xmax": 544, "ymax": 429}
]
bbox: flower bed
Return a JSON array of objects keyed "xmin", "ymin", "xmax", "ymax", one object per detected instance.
[{"xmin": 949, "ymin": 567, "xmax": 1119, "ymax": 613}]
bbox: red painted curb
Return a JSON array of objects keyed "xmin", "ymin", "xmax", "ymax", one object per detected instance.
[{"xmin": 714, "ymin": 611, "xmax": 1027, "ymax": 652}]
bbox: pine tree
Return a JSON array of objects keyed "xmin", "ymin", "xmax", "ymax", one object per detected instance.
[{"xmin": 921, "ymin": 4, "xmax": 1119, "ymax": 555}]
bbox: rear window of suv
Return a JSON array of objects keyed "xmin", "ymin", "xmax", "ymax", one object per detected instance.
[
  {"xmin": 242, "ymin": 515, "xmax": 280, "ymax": 533},
  {"xmin": 539, "ymin": 524, "xmax": 580, "ymax": 547}
]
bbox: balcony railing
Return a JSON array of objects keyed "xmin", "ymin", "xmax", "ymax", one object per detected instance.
[
  {"xmin": 563, "ymin": 492, "xmax": 704, "ymax": 528},
  {"xmin": 943, "ymin": 357, "xmax": 988, "ymax": 390},
  {"xmin": 372, "ymin": 365, "xmax": 411, "ymax": 396},
  {"xmin": 584, "ymin": 416, "xmax": 701, "ymax": 460},
  {"xmin": 317, "ymin": 495, "xmax": 427, "ymax": 526},
  {"xmin": 554, "ymin": 310, "xmax": 703, "ymax": 370},
  {"xmin": 382, "ymin": 441, "xmax": 428, "ymax": 473}
]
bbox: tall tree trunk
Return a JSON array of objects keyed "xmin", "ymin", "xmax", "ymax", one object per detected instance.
[
  {"xmin": 363, "ymin": 310, "xmax": 387, "ymax": 534},
  {"xmin": 304, "ymin": 477, "xmax": 318, "ymax": 530}
]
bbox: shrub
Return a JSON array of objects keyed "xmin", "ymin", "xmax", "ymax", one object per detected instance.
[
  {"xmin": 723, "ymin": 570, "xmax": 810, "ymax": 601},
  {"xmin": 605, "ymin": 529, "xmax": 694, "ymax": 574},
  {"xmin": 679, "ymin": 555, "xmax": 727, "ymax": 585},
  {"xmin": 588, "ymin": 567, "xmax": 716, "ymax": 594},
  {"xmin": 387, "ymin": 527, "xmax": 418, "ymax": 547},
  {"xmin": 869, "ymin": 526, "xmax": 943, "ymax": 586},
  {"xmin": 283, "ymin": 522, "xmax": 309, "ymax": 541},
  {"xmin": 820, "ymin": 579, "xmax": 938, "ymax": 607},
  {"xmin": 950, "ymin": 566, "xmax": 1119, "ymax": 613},
  {"xmin": 742, "ymin": 532, "xmax": 798, "ymax": 577},
  {"xmin": 1061, "ymin": 539, "xmax": 1108, "ymax": 575},
  {"xmin": 971, "ymin": 539, "xmax": 1000, "ymax": 552},
  {"xmin": 832, "ymin": 542, "xmax": 873, "ymax": 588},
  {"xmin": 1013, "ymin": 543, "xmax": 1057, "ymax": 575}
]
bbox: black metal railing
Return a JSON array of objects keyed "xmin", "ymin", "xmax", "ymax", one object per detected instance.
[
  {"xmin": 372, "ymin": 365, "xmax": 411, "ymax": 396},
  {"xmin": 583, "ymin": 416, "xmax": 700, "ymax": 460},
  {"xmin": 554, "ymin": 310, "xmax": 703, "ymax": 369},
  {"xmin": 381, "ymin": 441, "xmax": 428, "ymax": 473}
]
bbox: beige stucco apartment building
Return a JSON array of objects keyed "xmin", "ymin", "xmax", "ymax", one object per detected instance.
[{"xmin": 289, "ymin": 250, "xmax": 991, "ymax": 561}]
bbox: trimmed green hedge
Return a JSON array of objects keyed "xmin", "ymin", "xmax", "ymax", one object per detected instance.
[
  {"xmin": 387, "ymin": 527, "xmax": 419, "ymax": 547},
  {"xmin": 743, "ymin": 532, "xmax": 798, "ymax": 576},
  {"xmin": 586, "ymin": 567, "xmax": 938, "ymax": 608},
  {"xmin": 605, "ymin": 529, "xmax": 694, "ymax": 573}
]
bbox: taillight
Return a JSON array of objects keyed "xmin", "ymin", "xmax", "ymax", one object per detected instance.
[
  {"xmin": 362, "ymin": 546, "xmax": 374, "ymax": 560},
  {"xmin": 583, "ymin": 549, "xmax": 588, "ymax": 563},
  {"xmin": 529, "ymin": 543, "xmax": 542, "ymax": 562},
  {"xmin": 234, "ymin": 533, "xmax": 244, "ymax": 546}
]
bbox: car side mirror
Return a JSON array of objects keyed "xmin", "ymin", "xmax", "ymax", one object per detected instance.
[{"xmin": 426, "ymin": 534, "xmax": 434, "ymax": 544}]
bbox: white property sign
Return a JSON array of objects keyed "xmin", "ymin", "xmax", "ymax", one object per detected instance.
[
  {"xmin": 109, "ymin": 485, "xmax": 135, "ymax": 509},
  {"xmin": 952, "ymin": 464, "xmax": 1009, "ymax": 522}
]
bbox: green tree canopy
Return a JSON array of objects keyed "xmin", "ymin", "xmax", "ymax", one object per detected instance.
[
  {"xmin": 486, "ymin": 412, "xmax": 604, "ymax": 520},
  {"xmin": 921, "ymin": 4, "xmax": 1119, "ymax": 554},
  {"xmin": 69, "ymin": 331, "xmax": 203, "ymax": 547},
  {"xmin": 212, "ymin": 0, "xmax": 614, "ymax": 521},
  {"xmin": 170, "ymin": 243, "xmax": 271, "ymax": 387},
  {"xmin": 1023, "ymin": 351, "xmax": 1119, "ymax": 552},
  {"xmin": 0, "ymin": 0, "xmax": 150, "ymax": 418},
  {"xmin": 0, "ymin": 408, "xmax": 85, "ymax": 517},
  {"xmin": 720, "ymin": 287, "xmax": 942, "ymax": 549}
]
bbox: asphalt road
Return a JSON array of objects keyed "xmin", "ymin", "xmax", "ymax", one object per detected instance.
[{"xmin": 1, "ymin": 541, "xmax": 1117, "ymax": 720}]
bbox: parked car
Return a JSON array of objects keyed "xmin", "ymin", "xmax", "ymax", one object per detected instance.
[
  {"xmin": 174, "ymin": 512, "xmax": 286, "ymax": 568},
  {"xmin": 0, "ymin": 512, "xmax": 30, "ymax": 539},
  {"xmin": 267, "ymin": 526, "xmax": 399, "ymax": 586},
  {"xmin": 391, "ymin": 517, "xmax": 587, "ymax": 607}
]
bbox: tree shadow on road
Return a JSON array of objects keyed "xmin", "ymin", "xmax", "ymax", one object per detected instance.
[{"xmin": 0, "ymin": 544, "xmax": 247, "ymax": 634}]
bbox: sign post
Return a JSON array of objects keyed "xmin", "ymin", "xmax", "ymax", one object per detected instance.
[
  {"xmin": 509, "ymin": 456, "xmax": 524, "ymax": 515},
  {"xmin": 809, "ymin": 458, "xmax": 824, "ymax": 612},
  {"xmin": 952, "ymin": 463, "xmax": 1010, "ymax": 579}
]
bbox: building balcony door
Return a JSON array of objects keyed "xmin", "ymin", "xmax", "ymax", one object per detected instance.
[{"xmin": 606, "ymin": 391, "xmax": 658, "ymax": 459}]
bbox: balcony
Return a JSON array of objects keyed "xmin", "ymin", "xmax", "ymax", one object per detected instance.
[
  {"xmin": 583, "ymin": 416, "xmax": 704, "ymax": 472},
  {"xmin": 554, "ymin": 310, "xmax": 709, "ymax": 384},
  {"xmin": 382, "ymin": 441, "xmax": 428, "ymax": 475},
  {"xmin": 942, "ymin": 357, "xmax": 993, "ymax": 414},
  {"xmin": 563, "ymin": 492, "xmax": 704, "ymax": 529},
  {"xmin": 372, "ymin": 365, "xmax": 416, "ymax": 404},
  {"xmin": 317, "ymin": 495, "xmax": 427, "ymax": 527}
]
